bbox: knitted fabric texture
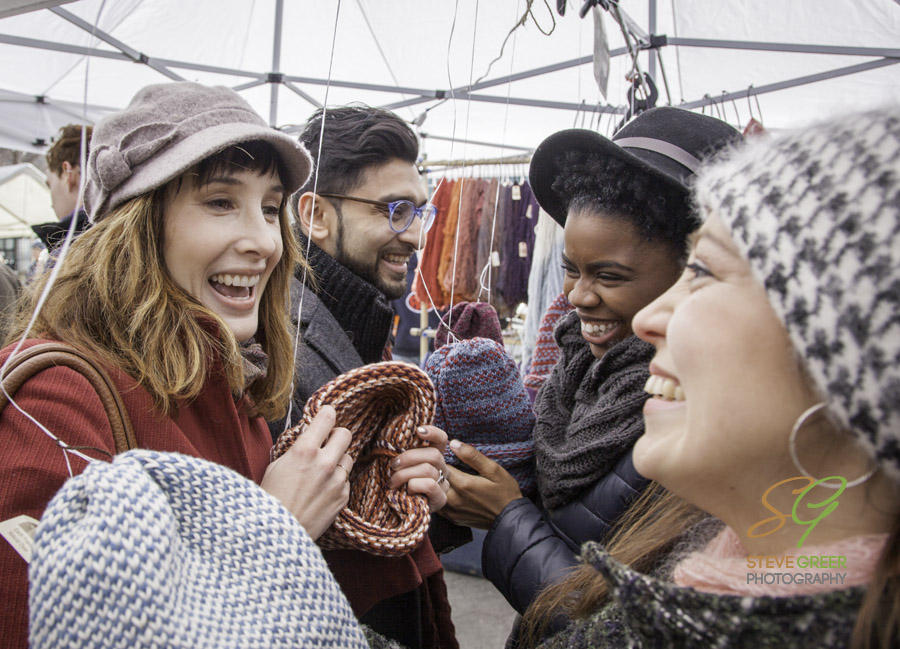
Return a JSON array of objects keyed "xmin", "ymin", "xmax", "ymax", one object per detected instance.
[
  {"xmin": 29, "ymin": 450, "xmax": 367, "ymax": 649},
  {"xmin": 273, "ymin": 361, "xmax": 435, "ymax": 556},
  {"xmin": 434, "ymin": 300, "xmax": 504, "ymax": 350},
  {"xmin": 425, "ymin": 337, "xmax": 536, "ymax": 496},
  {"xmin": 497, "ymin": 182, "xmax": 538, "ymax": 306},
  {"xmin": 533, "ymin": 312, "xmax": 654, "ymax": 509},
  {"xmin": 539, "ymin": 541, "xmax": 864, "ymax": 649},
  {"xmin": 523, "ymin": 292, "xmax": 573, "ymax": 390},
  {"xmin": 696, "ymin": 109, "xmax": 900, "ymax": 483}
]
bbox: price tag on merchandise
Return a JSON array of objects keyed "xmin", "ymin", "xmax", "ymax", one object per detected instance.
[
  {"xmin": 525, "ymin": 204, "xmax": 533, "ymax": 219},
  {"xmin": 511, "ymin": 184, "xmax": 521, "ymax": 201},
  {"xmin": 518, "ymin": 241, "xmax": 528, "ymax": 258},
  {"xmin": 491, "ymin": 251, "xmax": 501, "ymax": 267},
  {"xmin": 0, "ymin": 515, "xmax": 39, "ymax": 563}
]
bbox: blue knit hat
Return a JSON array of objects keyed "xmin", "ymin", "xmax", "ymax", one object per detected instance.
[
  {"xmin": 425, "ymin": 337, "xmax": 536, "ymax": 496},
  {"xmin": 29, "ymin": 450, "xmax": 368, "ymax": 649}
]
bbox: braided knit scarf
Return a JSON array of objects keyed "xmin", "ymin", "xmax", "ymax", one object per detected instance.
[
  {"xmin": 533, "ymin": 311, "xmax": 654, "ymax": 509},
  {"xmin": 272, "ymin": 362, "xmax": 436, "ymax": 557}
]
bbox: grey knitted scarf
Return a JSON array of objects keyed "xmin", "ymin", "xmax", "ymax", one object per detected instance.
[{"xmin": 533, "ymin": 311, "xmax": 653, "ymax": 509}]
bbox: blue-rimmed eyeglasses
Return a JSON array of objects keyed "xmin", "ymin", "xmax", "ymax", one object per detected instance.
[{"xmin": 318, "ymin": 193, "xmax": 437, "ymax": 234}]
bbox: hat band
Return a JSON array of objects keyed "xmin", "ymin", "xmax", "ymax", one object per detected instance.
[{"xmin": 615, "ymin": 137, "xmax": 702, "ymax": 173}]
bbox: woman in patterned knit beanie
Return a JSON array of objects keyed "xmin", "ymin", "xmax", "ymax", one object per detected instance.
[
  {"xmin": 526, "ymin": 108, "xmax": 900, "ymax": 649},
  {"xmin": 438, "ymin": 107, "xmax": 742, "ymax": 629}
]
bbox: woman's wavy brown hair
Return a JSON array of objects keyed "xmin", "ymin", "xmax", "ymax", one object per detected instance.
[
  {"xmin": 519, "ymin": 485, "xmax": 707, "ymax": 647},
  {"xmin": 9, "ymin": 141, "xmax": 304, "ymax": 420}
]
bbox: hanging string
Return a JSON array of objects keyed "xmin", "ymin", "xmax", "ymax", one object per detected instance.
[
  {"xmin": 283, "ymin": 0, "xmax": 343, "ymax": 434},
  {"xmin": 444, "ymin": 0, "xmax": 483, "ymax": 341},
  {"xmin": 0, "ymin": 0, "xmax": 111, "ymax": 476},
  {"xmin": 354, "ymin": 0, "xmax": 416, "ymax": 121},
  {"xmin": 408, "ymin": 0, "xmax": 465, "ymax": 341},
  {"xmin": 478, "ymin": 0, "xmax": 522, "ymax": 306},
  {"xmin": 669, "ymin": 0, "xmax": 685, "ymax": 103}
]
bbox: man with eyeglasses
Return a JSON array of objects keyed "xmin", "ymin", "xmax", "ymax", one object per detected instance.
[{"xmin": 272, "ymin": 105, "xmax": 456, "ymax": 649}]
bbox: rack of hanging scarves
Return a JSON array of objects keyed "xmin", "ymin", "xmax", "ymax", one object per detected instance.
[{"xmin": 406, "ymin": 157, "xmax": 569, "ymax": 380}]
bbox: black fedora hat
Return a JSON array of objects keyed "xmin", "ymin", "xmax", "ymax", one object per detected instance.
[{"xmin": 529, "ymin": 106, "xmax": 742, "ymax": 225}]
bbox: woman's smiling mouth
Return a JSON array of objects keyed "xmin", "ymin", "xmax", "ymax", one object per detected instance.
[
  {"xmin": 644, "ymin": 374, "xmax": 685, "ymax": 401},
  {"xmin": 580, "ymin": 319, "xmax": 622, "ymax": 345},
  {"xmin": 209, "ymin": 273, "xmax": 260, "ymax": 300}
]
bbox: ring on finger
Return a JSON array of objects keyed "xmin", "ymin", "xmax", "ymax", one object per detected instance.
[
  {"xmin": 437, "ymin": 468, "xmax": 448, "ymax": 487},
  {"xmin": 337, "ymin": 463, "xmax": 350, "ymax": 482}
]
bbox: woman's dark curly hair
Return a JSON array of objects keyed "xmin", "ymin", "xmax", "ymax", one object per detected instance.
[{"xmin": 551, "ymin": 149, "xmax": 698, "ymax": 258}]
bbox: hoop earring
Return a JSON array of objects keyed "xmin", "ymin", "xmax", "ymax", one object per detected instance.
[{"xmin": 789, "ymin": 402, "xmax": 877, "ymax": 489}]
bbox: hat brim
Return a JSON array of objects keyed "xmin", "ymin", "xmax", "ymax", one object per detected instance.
[
  {"xmin": 529, "ymin": 128, "xmax": 689, "ymax": 227},
  {"xmin": 529, "ymin": 107, "xmax": 742, "ymax": 227},
  {"xmin": 94, "ymin": 123, "xmax": 312, "ymax": 220}
]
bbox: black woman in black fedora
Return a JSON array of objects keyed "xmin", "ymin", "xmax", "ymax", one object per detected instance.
[{"xmin": 439, "ymin": 107, "xmax": 742, "ymax": 644}]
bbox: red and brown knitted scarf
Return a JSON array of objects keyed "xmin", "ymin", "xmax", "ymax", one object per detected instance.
[{"xmin": 272, "ymin": 361, "xmax": 436, "ymax": 556}]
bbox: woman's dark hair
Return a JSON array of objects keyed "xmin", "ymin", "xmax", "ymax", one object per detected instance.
[
  {"xmin": 552, "ymin": 149, "xmax": 698, "ymax": 257},
  {"xmin": 297, "ymin": 104, "xmax": 419, "ymax": 196}
]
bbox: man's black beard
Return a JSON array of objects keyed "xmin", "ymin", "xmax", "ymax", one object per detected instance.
[{"xmin": 334, "ymin": 212, "xmax": 407, "ymax": 300}]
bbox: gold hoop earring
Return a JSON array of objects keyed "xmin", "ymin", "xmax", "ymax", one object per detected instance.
[{"xmin": 788, "ymin": 402, "xmax": 877, "ymax": 489}]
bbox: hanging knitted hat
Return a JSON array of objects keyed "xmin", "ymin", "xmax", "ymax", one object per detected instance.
[
  {"xmin": 425, "ymin": 337, "xmax": 536, "ymax": 496},
  {"xmin": 29, "ymin": 450, "xmax": 368, "ymax": 649},
  {"xmin": 523, "ymin": 292, "xmax": 574, "ymax": 391},
  {"xmin": 695, "ymin": 108, "xmax": 900, "ymax": 483},
  {"xmin": 272, "ymin": 361, "xmax": 435, "ymax": 556},
  {"xmin": 434, "ymin": 301, "xmax": 504, "ymax": 350}
]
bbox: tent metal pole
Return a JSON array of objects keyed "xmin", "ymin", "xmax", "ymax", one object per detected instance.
[
  {"xmin": 679, "ymin": 58, "xmax": 900, "ymax": 110},
  {"xmin": 419, "ymin": 133, "xmax": 532, "ymax": 152},
  {"xmin": 269, "ymin": 0, "xmax": 284, "ymax": 127},
  {"xmin": 648, "ymin": 0, "xmax": 657, "ymax": 80},
  {"xmin": 380, "ymin": 48, "xmax": 632, "ymax": 112},
  {"xmin": 49, "ymin": 6, "xmax": 184, "ymax": 81},
  {"xmin": 232, "ymin": 79, "xmax": 268, "ymax": 92},
  {"xmin": 284, "ymin": 80, "xmax": 323, "ymax": 109},
  {"xmin": 281, "ymin": 74, "xmax": 435, "ymax": 96},
  {"xmin": 453, "ymin": 92, "xmax": 626, "ymax": 113},
  {"xmin": 0, "ymin": 34, "xmax": 269, "ymax": 80},
  {"xmin": 667, "ymin": 38, "xmax": 900, "ymax": 58},
  {"xmin": 0, "ymin": 33, "xmax": 126, "ymax": 60}
]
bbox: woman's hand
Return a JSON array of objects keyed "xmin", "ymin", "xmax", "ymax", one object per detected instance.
[
  {"xmin": 261, "ymin": 405, "xmax": 353, "ymax": 540},
  {"xmin": 388, "ymin": 425, "xmax": 450, "ymax": 512},
  {"xmin": 441, "ymin": 439, "xmax": 523, "ymax": 529}
]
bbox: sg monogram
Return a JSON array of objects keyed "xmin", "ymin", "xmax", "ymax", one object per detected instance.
[{"xmin": 747, "ymin": 476, "xmax": 847, "ymax": 549}]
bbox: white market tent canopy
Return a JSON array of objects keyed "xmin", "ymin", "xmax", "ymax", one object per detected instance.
[
  {"xmin": 0, "ymin": 163, "xmax": 54, "ymax": 238},
  {"xmin": 0, "ymin": 0, "xmax": 898, "ymax": 164}
]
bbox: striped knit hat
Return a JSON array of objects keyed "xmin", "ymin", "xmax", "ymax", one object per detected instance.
[
  {"xmin": 425, "ymin": 337, "xmax": 536, "ymax": 496},
  {"xmin": 523, "ymin": 292, "xmax": 574, "ymax": 391},
  {"xmin": 29, "ymin": 451, "xmax": 368, "ymax": 649},
  {"xmin": 695, "ymin": 108, "xmax": 900, "ymax": 482}
]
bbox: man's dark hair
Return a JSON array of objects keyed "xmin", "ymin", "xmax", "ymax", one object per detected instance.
[
  {"xmin": 551, "ymin": 149, "xmax": 698, "ymax": 257},
  {"xmin": 45, "ymin": 124, "xmax": 93, "ymax": 175},
  {"xmin": 297, "ymin": 105, "xmax": 418, "ymax": 197}
]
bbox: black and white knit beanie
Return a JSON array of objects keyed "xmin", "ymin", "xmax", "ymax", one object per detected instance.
[
  {"xmin": 29, "ymin": 450, "xmax": 368, "ymax": 649},
  {"xmin": 695, "ymin": 108, "xmax": 900, "ymax": 482}
]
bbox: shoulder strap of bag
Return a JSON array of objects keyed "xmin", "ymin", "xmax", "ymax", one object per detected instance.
[{"xmin": 0, "ymin": 343, "xmax": 137, "ymax": 454}]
